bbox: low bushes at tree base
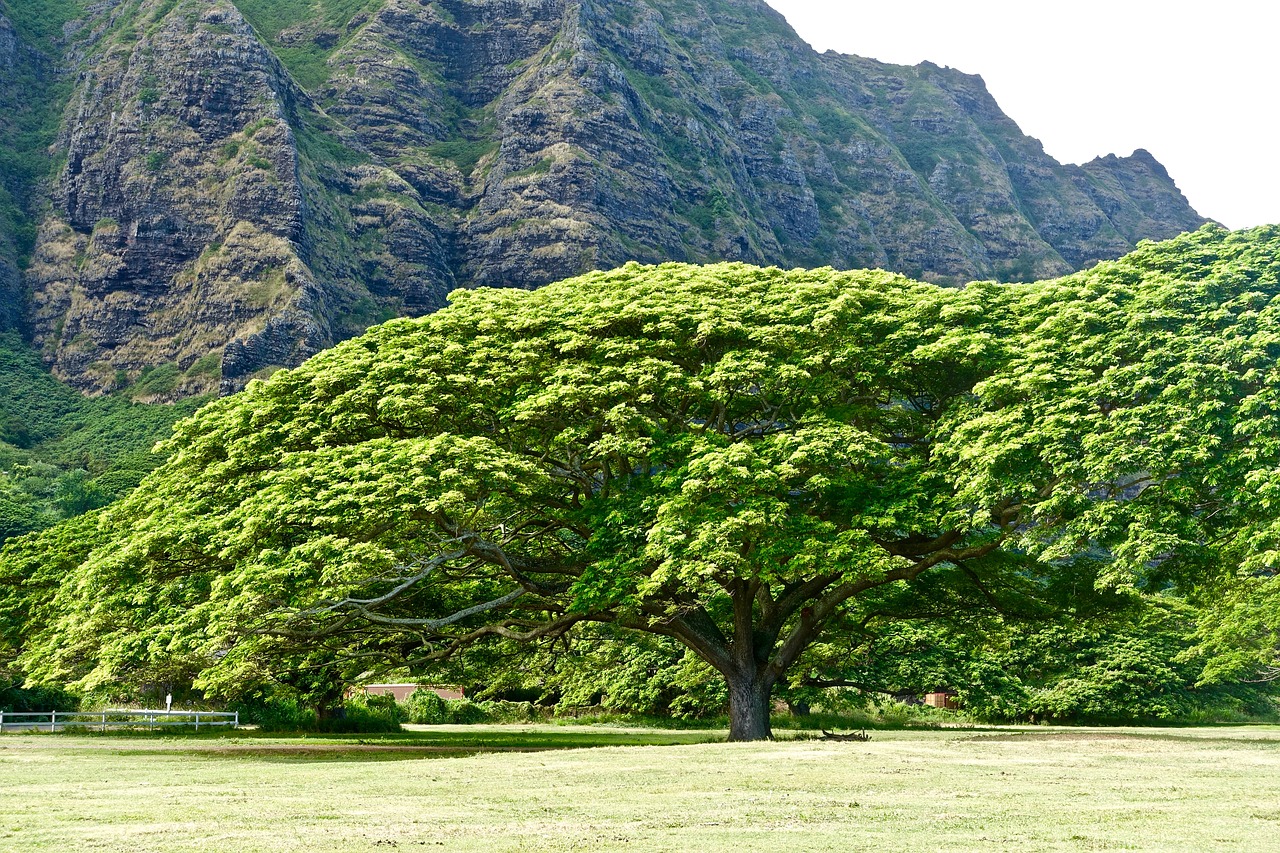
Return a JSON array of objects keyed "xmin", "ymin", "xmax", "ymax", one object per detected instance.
[
  {"xmin": 402, "ymin": 692, "xmax": 541, "ymax": 725},
  {"xmin": 232, "ymin": 694, "xmax": 403, "ymax": 733},
  {"xmin": 0, "ymin": 677, "xmax": 79, "ymax": 713}
]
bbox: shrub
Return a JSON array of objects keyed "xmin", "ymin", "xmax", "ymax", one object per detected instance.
[
  {"xmin": 232, "ymin": 694, "xmax": 403, "ymax": 733},
  {"xmin": 401, "ymin": 689, "xmax": 448, "ymax": 724},
  {"xmin": 478, "ymin": 700, "xmax": 538, "ymax": 723},
  {"xmin": 445, "ymin": 698, "xmax": 489, "ymax": 724},
  {"xmin": 353, "ymin": 692, "xmax": 404, "ymax": 721},
  {"xmin": 92, "ymin": 468, "xmax": 147, "ymax": 499},
  {"xmin": 317, "ymin": 695, "xmax": 402, "ymax": 733},
  {"xmin": 231, "ymin": 696, "xmax": 316, "ymax": 732},
  {"xmin": 0, "ymin": 679, "xmax": 79, "ymax": 713},
  {"xmin": 0, "ymin": 495, "xmax": 44, "ymax": 544}
]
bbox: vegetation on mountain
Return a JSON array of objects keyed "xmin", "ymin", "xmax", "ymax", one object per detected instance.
[
  {"xmin": 0, "ymin": 0, "xmax": 1205, "ymax": 396},
  {"xmin": 5, "ymin": 226, "xmax": 1279, "ymax": 739},
  {"xmin": 0, "ymin": 0, "xmax": 85, "ymax": 265},
  {"xmin": 0, "ymin": 333, "xmax": 204, "ymax": 545}
]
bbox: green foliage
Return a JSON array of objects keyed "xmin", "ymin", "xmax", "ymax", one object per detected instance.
[
  {"xmin": 617, "ymin": 59, "xmax": 693, "ymax": 119},
  {"xmin": 234, "ymin": 0, "xmax": 376, "ymax": 37},
  {"xmin": 427, "ymin": 139, "xmax": 499, "ymax": 176},
  {"xmin": 334, "ymin": 693, "xmax": 404, "ymax": 732},
  {"xmin": 444, "ymin": 698, "xmax": 489, "ymax": 725},
  {"xmin": 0, "ymin": 676, "xmax": 79, "ymax": 713},
  {"xmin": 478, "ymin": 699, "xmax": 538, "ymax": 723},
  {"xmin": 51, "ymin": 469, "xmax": 111, "ymax": 516},
  {"xmin": 0, "ymin": 333, "xmax": 83, "ymax": 448},
  {"xmin": 295, "ymin": 119, "xmax": 368, "ymax": 169},
  {"xmin": 0, "ymin": 334, "xmax": 205, "ymax": 547},
  {"xmin": 143, "ymin": 150, "xmax": 169, "ymax": 171},
  {"xmin": 809, "ymin": 593, "xmax": 1276, "ymax": 725},
  {"xmin": 0, "ymin": 0, "xmax": 87, "ymax": 50},
  {"xmin": 185, "ymin": 352, "xmax": 223, "ymax": 379},
  {"xmin": 230, "ymin": 694, "xmax": 317, "ymax": 732},
  {"xmin": 0, "ymin": 494, "xmax": 44, "ymax": 543},
  {"xmin": 811, "ymin": 106, "xmax": 862, "ymax": 144},
  {"xmin": 129, "ymin": 363, "xmax": 181, "ymax": 398},
  {"xmin": 684, "ymin": 191, "xmax": 733, "ymax": 240},
  {"xmin": 218, "ymin": 140, "xmax": 243, "ymax": 163},
  {"xmin": 232, "ymin": 692, "xmax": 403, "ymax": 733},
  {"xmin": 400, "ymin": 690, "xmax": 540, "ymax": 725},
  {"xmin": 1194, "ymin": 578, "xmax": 1280, "ymax": 687},
  {"xmin": 473, "ymin": 627, "xmax": 728, "ymax": 719},
  {"xmin": 10, "ymin": 227, "xmax": 1280, "ymax": 736},
  {"xmin": 401, "ymin": 689, "xmax": 448, "ymax": 724},
  {"xmin": 11, "ymin": 259, "xmax": 1014, "ymax": 733},
  {"xmin": 509, "ymin": 157, "xmax": 554, "ymax": 179},
  {"xmin": 0, "ymin": 0, "xmax": 85, "ymax": 264},
  {"xmin": 230, "ymin": 0, "xmax": 380, "ymax": 89},
  {"xmin": 1022, "ymin": 632, "xmax": 1194, "ymax": 723},
  {"xmin": 0, "ymin": 510, "xmax": 107, "ymax": 675},
  {"xmin": 943, "ymin": 226, "xmax": 1280, "ymax": 683}
]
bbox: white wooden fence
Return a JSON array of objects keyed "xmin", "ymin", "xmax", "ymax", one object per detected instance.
[{"xmin": 0, "ymin": 709, "xmax": 239, "ymax": 733}]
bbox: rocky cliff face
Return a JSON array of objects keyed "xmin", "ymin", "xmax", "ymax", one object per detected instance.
[
  {"xmin": 27, "ymin": 2, "xmax": 320, "ymax": 396},
  {"xmin": 0, "ymin": 0, "xmax": 1208, "ymax": 398},
  {"xmin": 0, "ymin": 10, "xmax": 37, "ymax": 332}
]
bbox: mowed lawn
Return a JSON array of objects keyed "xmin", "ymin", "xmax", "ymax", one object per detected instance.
[{"xmin": 2, "ymin": 725, "xmax": 1279, "ymax": 851}]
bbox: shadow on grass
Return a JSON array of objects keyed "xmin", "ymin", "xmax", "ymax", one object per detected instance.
[
  {"xmin": 960, "ymin": 727, "xmax": 1280, "ymax": 750},
  {"xmin": 6, "ymin": 725, "xmax": 727, "ymax": 763}
]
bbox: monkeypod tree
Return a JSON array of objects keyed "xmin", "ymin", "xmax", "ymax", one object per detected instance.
[
  {"xmin": 14, "ymin": 225, "xmax": 1280, "ymax": 739},
  {"xmin": 954, "ymin": 224, "xmax": 1280, "ymax": 690},
  {"xmin": 15, "ymin": 261, "xmax": 1035, "ymax": 739}
]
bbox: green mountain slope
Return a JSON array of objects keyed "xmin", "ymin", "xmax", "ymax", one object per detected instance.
[
  {"xmin": 0, "ymin": 0, "xmax": 1207, "ymax": 398},
  {"xmin": 0, "ymin": 332, "xmax": 203, "ymax": 544}
]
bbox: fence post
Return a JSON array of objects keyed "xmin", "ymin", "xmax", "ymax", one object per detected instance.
[
  {"xmin": 101, "ymin": 712, "xmax": 107, "ymax": 733},
  {"xmin": 234, "ymin": 711, "xmax": 239, "ymax": 729},
  {"xmin": 50, "ymin": 710, "xmax": 56, "ymax": 733},
  {"xmin": 194, "ymin": 712, "xmax": 200, "ymax": 732},
  {"xmin": 1, "ymin": 710, "xmax": 5, "ymax": 733}
]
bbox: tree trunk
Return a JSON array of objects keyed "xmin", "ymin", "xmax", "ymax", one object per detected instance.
[{"xmin": 726, "ymin": 671, "xmax": 775, "ymax": 741}]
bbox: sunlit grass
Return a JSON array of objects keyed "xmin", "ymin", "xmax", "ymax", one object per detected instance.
[{"xmin": 2, "ymin": 725, "xmax": 1279, "ymax": 851}]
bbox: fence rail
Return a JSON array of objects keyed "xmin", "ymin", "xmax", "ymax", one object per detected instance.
[{"xmin": 0, "ymin": 709, "xmax": 239, "ymax": 733}]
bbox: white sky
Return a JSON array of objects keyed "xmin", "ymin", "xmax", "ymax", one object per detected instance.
[{"xmin": 765, "ymin": 0, "xmax": 1280, "ymax": 229}]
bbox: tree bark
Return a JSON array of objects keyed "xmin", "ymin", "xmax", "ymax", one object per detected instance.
[{"xmin": 726, "ymin": 670, "xmax": 775, "ymax": 741}]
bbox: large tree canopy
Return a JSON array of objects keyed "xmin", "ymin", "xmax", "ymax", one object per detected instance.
[{"xmin": 7, "ymin": 224, "xmax": 1280, "ymax": 739}]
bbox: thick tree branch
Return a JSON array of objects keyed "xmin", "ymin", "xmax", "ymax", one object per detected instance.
[
  {"xmin": 318, "ymin": 587, "xmax": 529, "ymax": 629},
  {"xmin": 306, "ymin": 547, "xmax": 470, "ymax": 615},
  {"xmin": 406, "ymin": 613, "xmax": 591, "ymax": 664},
  {"xmin": 767, "ymin": 535, "xmax": 1011, "ymax": 679}
]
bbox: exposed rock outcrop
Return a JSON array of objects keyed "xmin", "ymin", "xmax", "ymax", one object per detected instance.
[
  {"xmin": 0, "ymin": 13, "xmax": 16, "ymax": 72},
  {"xmin": 2, "ymin": 0, "xmax": 1209, "ymax": 397}
]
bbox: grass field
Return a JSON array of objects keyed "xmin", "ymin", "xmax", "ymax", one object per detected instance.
[{"xmin": 2, "ymin": 725, "xmax": 1279, "ymax": 851}]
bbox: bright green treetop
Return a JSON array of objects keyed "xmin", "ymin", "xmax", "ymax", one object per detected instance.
[{"xmin": 10, "ymin": 224, "xmax": 1280, "ymax": 738}]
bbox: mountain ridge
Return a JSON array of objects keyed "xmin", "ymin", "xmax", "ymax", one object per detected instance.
[{"xmin": 0, "ymin": 0, "xmax": 1207, "ymax": 399}]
